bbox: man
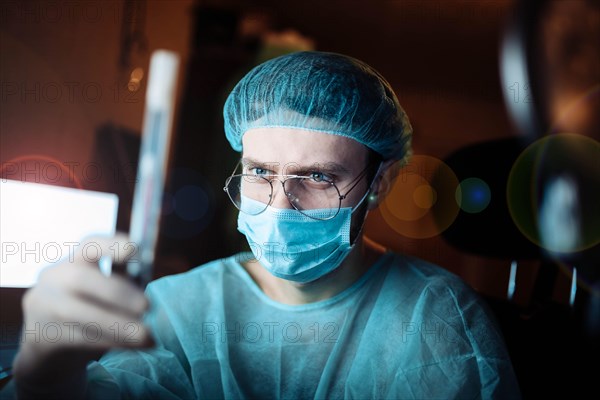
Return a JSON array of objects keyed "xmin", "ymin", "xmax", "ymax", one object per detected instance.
[{"xmin": 7, "ymin": 52, "xmax": 520, "ymax": 398}]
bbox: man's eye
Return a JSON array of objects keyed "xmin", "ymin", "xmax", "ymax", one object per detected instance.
[
  {"xmin": 310, "ymin": 172, "xmax": 332, "ymax": 182},
  {"xmin": 250, "ymin": 167, "xmax": 268, "ymax": 175}
]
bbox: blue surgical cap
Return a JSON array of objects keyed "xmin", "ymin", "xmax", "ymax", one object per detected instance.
[{"xmin": 223, "ymin": 51, "xmax": 413, "ymax": 162}]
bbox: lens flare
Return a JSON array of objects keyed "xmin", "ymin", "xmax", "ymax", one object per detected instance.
[
  {"xmin": 380, "ymin": 155, "xmax": 460, "ymax": 239},
  {"xmin": 456, "ymin": 177, "xmax": 491, "ymax": 214},
  {"xmin": 507, "ymin": 133, "xmax": 600, "ymax": 253}
]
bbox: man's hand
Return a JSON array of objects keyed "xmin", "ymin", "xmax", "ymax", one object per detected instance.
[{"xmin": 12, "ymin": 233, "xmax": 154, "ymax": 381}]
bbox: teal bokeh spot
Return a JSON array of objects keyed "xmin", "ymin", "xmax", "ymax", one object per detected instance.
[{"xmin": 456, "ymin": 178, "xmax": 491, "ymax": 213}]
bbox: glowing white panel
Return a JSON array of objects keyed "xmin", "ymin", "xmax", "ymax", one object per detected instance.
[{"xmin": 0, "ymin": 180, "xmax": 118, "ymax": 287}]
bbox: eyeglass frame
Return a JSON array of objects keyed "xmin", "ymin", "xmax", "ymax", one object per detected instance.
[{"xmin": 223, "ymin": 159, "xmax": 379, "ymax": 221}]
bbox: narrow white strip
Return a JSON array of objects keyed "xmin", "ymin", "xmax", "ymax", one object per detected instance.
[
  {"xmin": 569, "ymin": 267, "xmax": 577, "ymax": 307},
  {"xmin": 507, "ymin": 260, "xmax": 517, "ymax": 300}
]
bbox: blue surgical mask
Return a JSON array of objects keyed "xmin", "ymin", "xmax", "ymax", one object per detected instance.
[{"xmin": 237, "ymin": 192, "xmax": 370, "ymax": 283}]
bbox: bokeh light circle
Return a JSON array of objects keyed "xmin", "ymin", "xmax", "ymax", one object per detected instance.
[
  {"xmin": 161, "ymin": 167, "xmax": 215, "ymax": 239},
  {"xmin": 385, "ymin": 171, "xmax": 431, "ymax": 222},
  {"xmin": 380, "ymin": 155, "xmax": 460, "ymax": 239},
  {"xmin": 507, "ymin": 133, "xmax": 600, "ymax": 253},
  {"xmin": 413, "ymin": 185, "xmax": 437, "ymax": 209},
  {"xmin": 456, "ymin": 177, "xmax": 491, "ymax": 213},
  {"xmin": 174, "ymin": 185, "xmax": 210, "ymax": 222}
]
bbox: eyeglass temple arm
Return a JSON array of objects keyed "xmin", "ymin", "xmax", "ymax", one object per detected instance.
[
  {"xmin": 223, "ymin": 160, "xmax": 243, "ymax": 191},
  {"xmin": 339, "ymin": 161, "xmax": 382, "ymax": 200}
]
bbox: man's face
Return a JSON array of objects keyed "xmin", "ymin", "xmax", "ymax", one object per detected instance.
[{"xmin": 241, "ymin": 127, "xmax": 372, "ymax": 211}]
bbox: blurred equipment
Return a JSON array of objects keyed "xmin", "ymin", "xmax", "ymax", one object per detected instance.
[
  {"xmin": 127, "ymin": 50, "xmax": 180, "ymax": 288},
  {"xmin": 498, "ymin": 0, "xmax": 599, "ymax": 397},
  {"xmin": 437, "ymin": 0, "xmax": 598, "ymax": 398},
  {"xmin": 500, "ymin": 0, "xmax": 600, "ymax": 320}
]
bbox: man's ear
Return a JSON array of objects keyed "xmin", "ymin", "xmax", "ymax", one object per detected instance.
[{"xmin": 367, "ymin": 159, "xmax": 399, "ymax": 210}]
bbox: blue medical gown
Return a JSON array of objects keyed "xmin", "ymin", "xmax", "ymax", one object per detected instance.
[{"xmin": 84, "ymin": 251, "xmax": 520, "ymax": 399}]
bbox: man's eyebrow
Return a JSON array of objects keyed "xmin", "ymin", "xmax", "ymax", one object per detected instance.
[
  {"xmin": 241, "ymin": 158, "xmax": 350, "ymax": 174},
  {"xmin": 286, "ymin": 162, "xmax": 350, "ymax": 175},
  {"xmin": 241, "ymin": 158, "xmax": 279, "ymax": 168}
]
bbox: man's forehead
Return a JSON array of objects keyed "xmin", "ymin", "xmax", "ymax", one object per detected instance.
[{"xmin": 241, "ymin": 127, "xmax": 369, "ymax": 171}]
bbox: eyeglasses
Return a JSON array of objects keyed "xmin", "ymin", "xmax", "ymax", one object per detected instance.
[{"xmin": 223, "ymin": 160, "xmax": 374, "ymax": 220}]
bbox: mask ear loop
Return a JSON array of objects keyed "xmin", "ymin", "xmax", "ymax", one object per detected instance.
[
  {"xmin": 348, "ymin": 161, "xmax": 386, "ymax": 246},
  {"xmin": 351, "ymin": 161, "xmax": 385, "ymax": 213}
]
